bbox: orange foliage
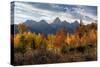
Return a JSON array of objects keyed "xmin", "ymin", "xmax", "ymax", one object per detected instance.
[
  {"xmin": 14, "ymin": 34, "xmax": 21, "ymax": 48},
  {"xmin": 88, "ymin": 30, "xmax": 97, "ymax": 44},
  {"xmin": 13, "ymin": 23, "xmax": 97, "ymax": 53}
]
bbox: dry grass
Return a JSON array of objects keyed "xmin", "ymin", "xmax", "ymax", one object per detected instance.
[{"xmin": 14, "ymin": 44, "xmax": 97, "ymax": 65}]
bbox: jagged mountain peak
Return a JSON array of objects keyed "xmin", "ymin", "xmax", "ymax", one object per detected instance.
[
  {"xmin": 73, "ymin": 20, "xmax": 79, "ymax": 24},
  {"xmin": 16, "ymin": 19, "xmax": 80, "ymax": 35},
  {"xmin": 53, "ymin": 17, "xmax": 61, "ymax": 23},
  {"xmin": 39, "ymin": 19, "xmax": 48, "ymax": 24}
]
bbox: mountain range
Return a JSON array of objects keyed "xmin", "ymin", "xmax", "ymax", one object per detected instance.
[{"xmin": 11, "ymin": 17, "xmax": 80, "ymax": 35}]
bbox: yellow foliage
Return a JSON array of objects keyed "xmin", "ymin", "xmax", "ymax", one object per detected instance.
[
  {"xmin": 24, "ymin": 32, "xmax": 34, "ymax": 42},
  {"xmin": 80, "ymin": 33, "xmax": 88, "ymax": 45},
  {"xmin": 88, "ymin": 30, "xmax": 97, "ymax": 44},
  {"xmin": 14, "ymin": 34, "xmax": 21, "ymax": 48},
  {"xmin": 65, "ymin": 34, "xmax": 71, "ymax": 45},
  {"xmin": 65, "ymin": 34, "xmax": 78, "ymax": 46},
  {"xmin": 13, "ymin": 25, "xmax": 97, "ymax": 52},
  {"xmin": 34, "ymin": 33, "xmax": 42, "ymax": 48}
]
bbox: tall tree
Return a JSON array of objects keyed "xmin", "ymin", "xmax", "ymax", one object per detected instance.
[{"xmin": 18, "ymin": 23, "xmax": 27, "ymax": 34}]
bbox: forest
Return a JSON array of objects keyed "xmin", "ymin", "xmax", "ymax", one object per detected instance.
[{"xmin": 11, "ymin": 21, "xmax": 97, "ymax": 65}]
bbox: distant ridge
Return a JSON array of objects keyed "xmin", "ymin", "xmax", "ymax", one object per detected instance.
[{"xmin": 12, "ymin": 17, "xmax": 80, "ymax": 35}]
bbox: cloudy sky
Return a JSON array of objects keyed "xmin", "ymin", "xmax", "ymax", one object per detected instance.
[{"xmin": 11, "ymin": 1, "xmax": 97, "ymax": 24}]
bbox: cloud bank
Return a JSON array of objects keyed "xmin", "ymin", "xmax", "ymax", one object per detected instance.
[{"xmin": 12, "ymin": 1, "xmax": 97, "ymax": 24}]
